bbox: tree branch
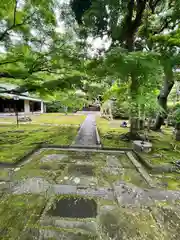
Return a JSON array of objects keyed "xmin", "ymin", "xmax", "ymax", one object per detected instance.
[
  {"xmin": 0, "ymin": 12, "xmax": 35, "ymax": 42},
  {"xmin": 13, "ymin": 0, "xmax": 18, "ymax": 25},
  {"xmin": 149, "ymin": 0, "xmax": 161, "ymax": 13},
  {"xmin": 133, "ymin": 0, "xmax": 148, "ymax": 31},
  {"xmin": 0, "ymin": 58, "xmax": 22, "ymax": 66},
  {"xmin": 0, "ymin": 72, "xmax": 16, "ymax": 78},
  {"xmin": 153, "ymin": 18, "xmax": 180, "ymax": 35}
]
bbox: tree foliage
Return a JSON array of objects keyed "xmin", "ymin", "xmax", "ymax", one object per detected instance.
[{"xmin": 0, "ymin": 0, "xmax": 87, "ymax": 95}]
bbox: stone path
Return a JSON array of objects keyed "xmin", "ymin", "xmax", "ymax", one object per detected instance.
[{"xmin": 72, "ymin": 114, "xmax": 99, "ymax": 147}]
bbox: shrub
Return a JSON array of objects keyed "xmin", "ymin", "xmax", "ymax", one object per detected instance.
[
  {"xmin": 46, "ymin": 101, "xmax": 64, "ymax": 113},
  {"xmin": 111, "ymin": 101, "xmax": 129, "ymax": 119}
]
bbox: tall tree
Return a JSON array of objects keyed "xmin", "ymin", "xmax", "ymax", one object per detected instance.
[
  {"xmin": 69, "ymin": 0, "xmax": 180, "ymax": 135},
  {"xmin": 149, "ymin": 28, "xmax": 180, "ymax": 130},
  {"xmin": 69, "ymin": 1, "xmax": 163, "ymax": 137}
]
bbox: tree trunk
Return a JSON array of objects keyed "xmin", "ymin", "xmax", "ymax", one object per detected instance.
[
  {"xmin": 139, "ymin": 119, "xmax": 144, "ymax": 130},
  {"xmin": 175, "ymin": 123, "xmax": 180, "ymax": 141},
  {"xmin": 153, "ymin": 66, "xmax": 174, "ymax": 131},
  {"xmin": 147, "ymin": 118, "xmax": 152, "ymax": 131},
  {"xmin": 130, "ymin": 118, "xmax": 139, "ymax": 134}
]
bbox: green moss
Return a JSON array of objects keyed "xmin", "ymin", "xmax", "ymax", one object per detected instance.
[
  {"xmin": 0, "ymin": 125, "xmax": 79, "ymax": 163},
  {"xmin": 0, "ymin": 113, "xmax": 86, "ymax": 125},
  {"xmin": 0, "ymin": 194, "xmax": 47, "ymax": 240},
  {"xmin": 32, "ymin": 226, "xmax": 97, "ymax": 240},
  {"xmin": 102, "ymin": 168, "xmax": 148, "ymax": 188},
  {"xmin": 151, "ymin": 173, "xmax": 180, "ymax": 190},
  {"xmin": 96, "ymin": 117, "xmax": 130, "ymax": 148},
  {"xmin": 31, "ymin": 113, "xmax": 86, "ymax": 125},
  {"xmin": 98, "ymin": 206, "xmax": 166, "ymax": 240},
  {"xmin": 0, "ymin": 169, "xmax": 12, "ymax": 181}
]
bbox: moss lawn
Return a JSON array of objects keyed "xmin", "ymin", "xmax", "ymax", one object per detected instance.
[{"xmin": 0, "ymin": 124, "xmax": 79, "ymax": 163}]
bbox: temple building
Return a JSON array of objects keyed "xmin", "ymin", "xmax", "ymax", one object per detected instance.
[{"xmin": 0, "ymin": 83, "xmax": 46, "ymax": 114}]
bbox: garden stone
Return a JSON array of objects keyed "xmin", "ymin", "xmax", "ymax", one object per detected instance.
[
  {"xmin": 19, "ymin": 116, "xmax": 32, "ymax": 122},
  {"xmin": 133, "ymin": 140, "xmax": 152, "ymax": 152},
  {"xmin": 77, "ymin": 187, "xmax": 114, "ymax": 200},
  {"xmin": 113, "ymin": 181, "xmax": 180, "ymax": 205},
  {"xmin": 41, "ymin": 154, "xmax": 67, "ymax": 163},
  {"xmin": 13, "ymin": 177, "xmax": 52, "ymax": 194},
  {"xmin": 175, "ymin": 160, "xmax": 180, "ymax": 168},
  {"xmin": 106, "ymin": 155, "xmax": 122, "ymax": 168},
  {"xmin": 53, "ymin": 184, "xmax": 77, "ymax": 194},
  {"xmin": 152, "ymin": 154, "xmax": 162, "ymax": 158},
  {"xmin": 14, "ymin": 167, "xmax": 20, "ymax": 172},
  {"xmin": 51, "ymin": 219, "xmax": 97, "ymax": 232}
]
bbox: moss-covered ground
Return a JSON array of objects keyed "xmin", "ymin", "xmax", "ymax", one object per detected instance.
[
  {"xmin": 96, "ymin": 117, "xmax": 180, "ymax": 190},
  {"xmin": 0, "ymin": 148, "xmax": 179, "ymax": 239},
  {"xmin": 96, "ymin": 117, "xmax": 131, "ymax": 148},
  {"xmin": 0, "ymin": 114, "xmax": 179, "ymax": 239},
  {"xmin": 0, "ymin": 124, "xmax": 79, "ymax": 163},
  {"xmin": 0, "ymin": 113, "xmax": 86, "ymax": 125},
  {"xmin": 0, "ymin": 193, "xmax": 47, "ymax": 240},
  {"xmin": 96, "ymin": 117, "xmax": 180, "ymax": 163},
  {"xmin": 11, "ymin": 149, "xmax": 145, "ymax": 187}
]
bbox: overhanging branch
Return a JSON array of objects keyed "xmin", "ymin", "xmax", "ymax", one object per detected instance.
[{"xmin": 0, "ymin": 12, "xmax": 35, "ymax": 42}]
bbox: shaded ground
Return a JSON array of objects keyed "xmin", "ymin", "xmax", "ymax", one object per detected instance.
[
  {"xmin": 0, "ymin": 114, "xmax": 180, "ymax": 239},
  {"xmin": 0, "ymin": 148, "xmax": 179, "ymax": 239}
]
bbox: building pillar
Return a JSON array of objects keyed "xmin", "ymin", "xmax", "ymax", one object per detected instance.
[
  {"xmin": 24, "ymin": 100, "xmax": 30, "ymax": 113},
  {"xmin": 41, "ymin": 101, "xmax": 44, "ymax": 113},
  {"xmin": 43, "ymin": 103, "xmax": 46, "ymax": 113}
]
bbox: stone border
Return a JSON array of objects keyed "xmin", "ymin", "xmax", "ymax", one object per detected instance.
[
  {"xmin": 126, "ymin": 152, "xmax": 155, "ymax": 187},
  {"xmin": 132, "ymin": 150, "xmax": 179, "ymax": 173},
  {"xmin": 0, "ymin": 142, "xmax": 178, "ymax": 175},
  {"xmin": 95, "ymin": 124, "xmax": 101, "ymax": 146},
  {"xmin": 71, "ymin": 123, "xmax": 83, "ymax": 145},
  {"xmin": 41, "ymin": 146, "xmax": 125, "ymax": 154},
  {"xmin": 42, "ymin": 144, "xmax": 131, "ymax": 151}
]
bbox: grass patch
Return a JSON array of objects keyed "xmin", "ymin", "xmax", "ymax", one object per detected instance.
[
  {"xmin": 96, "ymin": 117, "xmax": 130, "ymax": 148},
  {"xmin": 0, "ymin": 125, "xmax": 79, "ymax": 163},
  {"xmin": 0, "ymin": 169, "xmax": 11, "ymax": 181},
  {"xmin": 96, "ymin": 117, "xmax": 180, "ymax": 165},
  {"xmin": 31, "ymin": 113, "xmax": 86, "ymax": 125},
  {"xmin": 154, "ymin": 173, "xmax": 180, "ymax": 190},
  {"xmin": 12, "ymin": 149, "xmax": 68, "ymax": 182},
  {"xmin": 0, "ymin": 113, "xmax": 86, "ymax": 125},
  {"xmin": 99, "ymin": 206, "xmax": 171, "ymax": 239},
  {"xmin": 96, "ymin": 117, "xmax": 180, "ymax": 190},
  {"xmin": 0, "ymin": 194, "xmax": 47, "ymax": 239},
  {"xmin": 139, "ymin": 127, "xmax": 180, "ymax": 166}
]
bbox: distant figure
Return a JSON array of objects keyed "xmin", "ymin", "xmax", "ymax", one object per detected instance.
[
  {"xmin": 100, "ymin": 100, "xmax": 113, "ymax": 120},
  {"xmin": 121, "ymin": 121, "xmax": 127, "ymax": 128},
  {"xmin": 64, "ymin": 106, "xmax": 68, "ymax": 115}
]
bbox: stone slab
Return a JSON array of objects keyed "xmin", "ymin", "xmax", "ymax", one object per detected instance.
[
  {"xmin": 53, "ymin": 184, "xmax": 77, "ymax": 194},
  {"xmin": 13, "ymin": 178, "xmax": 52, "ymax": 194},
  {"xmin": 41, "ymin": 154, "xmax": 68, "ymax": 162}
]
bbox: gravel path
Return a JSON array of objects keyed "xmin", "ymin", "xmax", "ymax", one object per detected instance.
[{"xmin": 72, "ymin": 114, "xmax": 98, "ymax": 147}]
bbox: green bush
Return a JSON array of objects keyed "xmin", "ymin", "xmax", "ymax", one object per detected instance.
[
  {"xmin": 166, "ymin": 103, "xmax": 180, "ymax": 126},
  {"xmin": 111, "ymin": 101, "xmax": 129, "ymax": 119},
  {"xmin": 46, "ymin": 101, "xmax": 64, "ymax": 113},
  {"xmin": 46, "ymin": 101, "xmax": 80, "ymax": 113},
  {"xmin": 167, "ymin": 103, "xmax": 180, "ymax": 113}
]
